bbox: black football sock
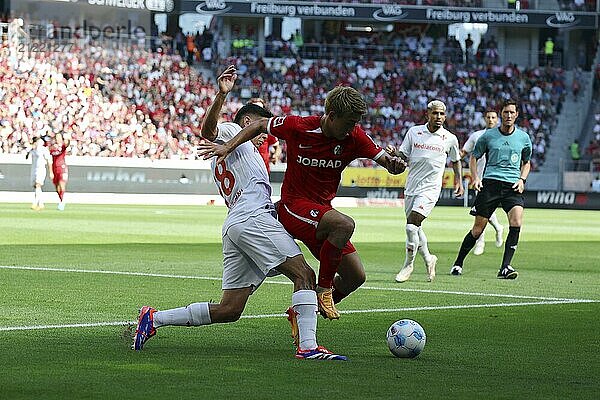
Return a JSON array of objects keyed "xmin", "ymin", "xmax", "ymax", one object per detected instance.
[
  {"xmin": 501, "ymin": 226, "xmax": 521, "ymax": 268},
  {"xmin": 454, "ymin": 231, "xmax": 478, "ymax": 267}
]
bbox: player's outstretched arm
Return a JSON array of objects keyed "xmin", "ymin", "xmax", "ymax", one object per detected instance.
[
  {"xmin": 200, "ymin": 65, "xmax": 237, "ymax": 142},
  {"xmin": 198, "ymin": 118, "xmax": 269, "ymax": 163}
]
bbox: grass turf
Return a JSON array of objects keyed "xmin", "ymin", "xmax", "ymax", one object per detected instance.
[{"xmin": 0, "ymin": 203, "xmax": 598, "ymax": 399}]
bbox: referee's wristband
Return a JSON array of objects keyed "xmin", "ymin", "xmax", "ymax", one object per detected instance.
[{"xmin": 519, "ymin": 177, "xmax": 526, "ymax": 184}]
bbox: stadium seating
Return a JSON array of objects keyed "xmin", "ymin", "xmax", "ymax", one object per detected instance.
[{"xmin": 1, "ymin": 21, "xmax": 566, "ymax": 171}]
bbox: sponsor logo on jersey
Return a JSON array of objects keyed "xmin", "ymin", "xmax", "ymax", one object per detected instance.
[
  {"xmin": 299, "ymin": 144, "xmax": 312, "ymax": 149},
  {"xmin": 333, "ymin": 145, "xmax": 342, "ymax": 155},
  {"xmin": 296, "ymin": 155, "xmax": 342, "ymax": 168},
  {"xmin": 413, "ymin": 142, "xmax": 444, "ymax": 153},
  {"xmin": 309, "ymin": 209, "xmax": 319, "ymax": 218}
]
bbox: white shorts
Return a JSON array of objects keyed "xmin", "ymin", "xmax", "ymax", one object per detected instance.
[
  {"xmin": 404, "ymin": 194, "xmax": 437, "ymax": 218},
  {"xmin": 222, "ymin": 211, "xmax": 302, "ymax": 292},
  {"xmin": 31, "ymin": 169, "xmax": 46, "ymax": 186}
]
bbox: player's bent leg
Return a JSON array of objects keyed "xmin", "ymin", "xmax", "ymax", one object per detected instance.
[
  {"xmin": 278, "ymin": 258, "xmax": 345, "ymax": 359},
  {"xmin": 497, "ymin": 206, "xmax": 524, "ymax": 279},
  {"xmin": 332, "ymin": 252, "xmax": 365, "ymax": 304},
  {"xmin": 451, "ymin": 216, "xmax": 488, "ymax": 275},
  {"xmin": 282, "ymin": 251, "xmax": 339, "ymax": 320},
  {"xmin": 275, "ymin": 254, "xmax": 316, "ymax": 292},
  {"xmin": 398, "ymin": 211, "xmax": 426, "ymax": 282},
  {"xmin": 208, "ymin": 288, "xmax": 252, "ymax": 323},
  {"xmin": 315, "ymin": 209, "xmax": 354, "ymax": 291},
  {"xmin": 276, "ymin": 255, "xmax": 319, "ymax": 346},
  {"xmin": 315, "ymin": 209, "xmax": 355, "ymax": 247}
]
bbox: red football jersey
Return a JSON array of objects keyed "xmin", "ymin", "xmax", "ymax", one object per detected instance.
[
  {"xmin": 267, "ymin": 115, "xmax": 384, "ymax": 204},
  {"xmin": 49, "ymin": 143, "xmax": 68, "ymax": 168},
  {"xmin": 258, "ymin": 134, "xmax": 279, "ymax": 172}
]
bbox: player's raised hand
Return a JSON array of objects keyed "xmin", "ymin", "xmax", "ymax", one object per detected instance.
[
  {"xmin": 217, "ymin": 65, "xmax": 237, "ymax": 95},
  {"xmin": 197, "ymin": 140, "xmax": 229, "ymax": 164},
  {"xmin": 385, "ymin": 144, "xmax": 397, "ymax": 156}
]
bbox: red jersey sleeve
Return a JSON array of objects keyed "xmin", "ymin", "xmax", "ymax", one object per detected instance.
[
  {"xmin": 266, "ymin": 134, "xmax": 279, "ymax": 146},
  {"xmin": 266, "ymin": 115, "xmax": 301, "ymax": 141},
  {"xmin": 353, "ymin": 127, "xmax": 385, "ymax": 160}
]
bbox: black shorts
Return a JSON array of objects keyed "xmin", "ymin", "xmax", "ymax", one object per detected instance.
[{"xmin": 470, "ymin": 179, "xmax": 524, "ymax": 218}]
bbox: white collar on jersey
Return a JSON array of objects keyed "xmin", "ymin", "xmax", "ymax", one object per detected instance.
[{"xmin": 424, "ymin": 124, "xmax": 446, "ymax": 136}]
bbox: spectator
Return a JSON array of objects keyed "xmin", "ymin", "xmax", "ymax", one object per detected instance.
[
  {"xmin": 570, "ymin": 139, "xmax": 581, "ymax": 162},
  {"xmin": 544, "ymin": 37, "xmax": 554, "ymax": 66},
  {"xmin": 464, "ymin": 34, "xmax": 474, "ymax": 65},
  {"xmin": 591, "ymin": 175, "xmax": 600, "ymax": 192}
]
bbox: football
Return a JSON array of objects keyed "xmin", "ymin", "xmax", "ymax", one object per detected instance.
[{"xmin": 386, "ymin": 319, "xmax": 426, "ymax": 358}]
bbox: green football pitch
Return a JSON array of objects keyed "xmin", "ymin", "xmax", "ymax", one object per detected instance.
[{"xmin": 0, "ymin": 203, "xmax": 598, "ymax": 399}]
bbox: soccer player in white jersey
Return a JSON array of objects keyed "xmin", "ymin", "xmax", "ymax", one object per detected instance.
[
  {"xmin": 26, "ymin": 137, "xmax": 53, "ymax": 211},
  {"xmin": 133, "ymin": 65, "xmax": 346, "ymax": 360},
  {"xmin": 461, "ymin": 110, "xmax": 504, "ymax": 255},
  {"xmin": 389, "ymin": 100, "xmax": 464, "ymax": 283}
]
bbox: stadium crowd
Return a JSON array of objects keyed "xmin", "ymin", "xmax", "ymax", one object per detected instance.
[{"xmin": 0, "ymin": 23, "xmax": 567, "ymax": 171}]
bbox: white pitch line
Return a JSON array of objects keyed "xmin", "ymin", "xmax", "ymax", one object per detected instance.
[
  {"xmin": 0, "ymin": 299, "xmax": 596, "ymax": 332},
  {"xmin": 1, "ymin": 265, "xmax": 596, "ymax": 303},
  {"xmin": 0, "ymin": 265, "xmax": 223, "ymax": 282}
]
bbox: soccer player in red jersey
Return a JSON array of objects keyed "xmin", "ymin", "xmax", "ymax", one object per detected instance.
[
  {"xmin": 199, "ymin": 86, "xmax": 406, "ymax": 319},
  {"xmin": 48, "ymin": 133, "xmax": 70, "ymax": 211},
  {"xmin": 257, "ymin": 133, "xmax": 280, "ymax": 173}
]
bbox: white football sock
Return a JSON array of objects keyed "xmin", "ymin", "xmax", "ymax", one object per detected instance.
[
  {"xmin": 292, "ymin": 290, "xmax": 318, "ymax": 351},
  {"xmin": 153, "ymin": 302, "xmax": 212, "ymax": 328},
  {"xmin": 417, "ymin": 227, "xmax": 432, "ymax": 262},
  {"xmin": 489, "ymin": 212, "xmax": 502, "ymax": 231},
  {"xmin": 34, "ymin": 187, "xmax": 42, "ymax": 206},
  {"xmin": 403, "ymin": 224, "xmax": 420, "ymax": 268}
]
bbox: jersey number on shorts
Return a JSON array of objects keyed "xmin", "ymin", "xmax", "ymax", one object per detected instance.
[{"xmin": 215, "ymin": 160, "xmax": 235, "ymax": 196}]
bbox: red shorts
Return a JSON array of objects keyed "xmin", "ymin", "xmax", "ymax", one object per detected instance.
[
  {"xmin": 277, "ymin": 199, "xmax": 356, "ymax": 260},
  {"xmin": 52, "ymin": 165, "xmax": 68, "ymax": 186}
]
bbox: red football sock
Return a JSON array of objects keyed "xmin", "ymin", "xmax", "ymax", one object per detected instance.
[
  {"xmin": 58, "ymin": 190, "xmax": 64, "ymax": 201},
  {"xmin": 318, "ymin": 239, "xmax": 342, "ymax": 288}
]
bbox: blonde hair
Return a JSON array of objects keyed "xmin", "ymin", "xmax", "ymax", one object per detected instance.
[
  {"xmin": 325, "ymin": 86, "xmax": 367, "ymax": 117},
  {"xmin": 427, "ymin": 100, "xmax": 447, "ymax": 111}
]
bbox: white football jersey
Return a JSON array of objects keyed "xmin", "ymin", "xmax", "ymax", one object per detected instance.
[
  {"xmin": 399, "ymin": 124, "xmax": 460, "ymax": 197},
  {"xmin": 211, "ymin": 122, "xmax": 273, "ymax": 233},
  {"xmin": 463, "ymin": 129, "xmax": 487, "ymax": 177},
  {"xmin": 30, "ymin": 143, "xmax": 52, "ymax": 173}
]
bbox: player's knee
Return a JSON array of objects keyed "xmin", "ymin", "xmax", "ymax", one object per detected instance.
[
  {"xmin": 344, "ymin": 268, "xmax": 366, "ymax": 291},
  {"xmin": 354, "ymin": 269, "xmax": 366, "ymax": 287},
  {"xmin": 335, "ymin": 215, "xmax": 355, "ymax": 238}
]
